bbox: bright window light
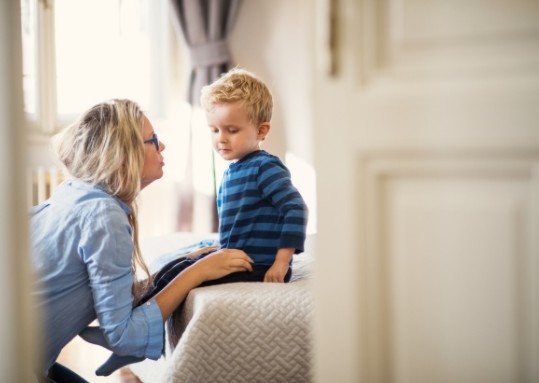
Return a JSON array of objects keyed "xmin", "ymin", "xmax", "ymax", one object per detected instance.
[
  {"xmin": 20, "ymin": 0, "xmax": 38, "ymax": 116},
  {"xmin": 54, "ymin": 0, "xmax": 152, "ymax": 116},
  {"xmin": 21, "ymin": 0, "xmax": 168, "ymax": 131}
]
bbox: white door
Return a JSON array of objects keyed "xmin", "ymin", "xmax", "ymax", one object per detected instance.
[
  {"xmin": 312, "ymin": 1, "xmax": 539, "ymax": 382},
  {"xmin": 0, "ymin": 1, "xmax": 35, "ymax": 382}
]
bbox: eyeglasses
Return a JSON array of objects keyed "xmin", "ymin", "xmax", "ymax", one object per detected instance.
[{"xmin": 144, "ymin": 133, "xmax": 160, "ymax": 151}]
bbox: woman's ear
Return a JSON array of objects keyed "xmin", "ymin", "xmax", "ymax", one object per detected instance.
[{"xmin": 257, "ymin": 122, "xmax": 270, "ymax": 141}]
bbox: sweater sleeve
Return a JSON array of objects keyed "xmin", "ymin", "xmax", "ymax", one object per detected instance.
[{"xmin": 257, "ymin": 158, "xmax": 308, "ymax": 253}]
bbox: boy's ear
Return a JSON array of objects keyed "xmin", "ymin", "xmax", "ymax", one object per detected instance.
[{"xmin": 257, "ymin": 122, "xmax": 270, "ymax": 140}]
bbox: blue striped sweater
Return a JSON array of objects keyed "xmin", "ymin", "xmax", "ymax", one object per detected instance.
[{"xmin": 217, "ymin": 150, "xmax": 308, "ymax": 265}]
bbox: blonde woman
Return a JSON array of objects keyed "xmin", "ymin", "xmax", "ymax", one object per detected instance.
[{"xmin": 30, "ymin": 99, "xmax": 253, "ymax": 383}]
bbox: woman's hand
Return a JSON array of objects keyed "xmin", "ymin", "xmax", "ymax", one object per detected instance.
[
  {"xmin": 194, "ymin": 248, "xmax": 254, "ymax": 282},
  {"xmin": 154, "ymin": 249, "xmax": 253, "ymax": 320}
]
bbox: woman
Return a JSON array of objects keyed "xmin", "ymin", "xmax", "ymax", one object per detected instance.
[{"xmin": 30, "ymin": 99, "xmax": 253, "ymax": 382}]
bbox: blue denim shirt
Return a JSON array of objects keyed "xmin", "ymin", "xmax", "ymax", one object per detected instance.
[{"xmin": 30, "ymin": 179, "xmax": 163, "ymax": 372}]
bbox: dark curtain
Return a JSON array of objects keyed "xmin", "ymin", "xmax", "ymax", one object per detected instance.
[
  {"xmin": 169, "ymin": 0, "xmax": 242, "ymax": 231},
  {"xmin": 170, "ymin": 0, "xmax": 241, "ymax": 106}
]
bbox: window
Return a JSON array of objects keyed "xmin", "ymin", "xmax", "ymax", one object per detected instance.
[
  {"xmin": 20, "ymin": 0, "xmax": 316, "ymax": 237},
  {"xmin": 21, "ymin": 0, "xmax": 174, "ymax": 133},
  {"xmin": 21, "ymin": 0, "xmax": 195, "ymax": 239}
]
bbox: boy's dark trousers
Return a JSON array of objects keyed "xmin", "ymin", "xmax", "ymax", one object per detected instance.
[{"xmin": 139, "ymin": 252, "xmax": 292, "ymax": 306}]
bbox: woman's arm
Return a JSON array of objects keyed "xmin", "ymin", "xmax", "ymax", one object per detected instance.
[
  {"xmin": 154, "ymin": 248, "xmax": 253, "ymax": 320},
  {"xmin": 148, "ymin": 245, "xmax": 220, "ymax": 279}
]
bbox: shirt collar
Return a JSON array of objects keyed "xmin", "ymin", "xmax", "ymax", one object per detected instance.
[{"xmin": 66, "ymin": 178, "xmax": 132, "ymax": 215}]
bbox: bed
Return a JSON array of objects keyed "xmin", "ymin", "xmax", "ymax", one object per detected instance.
[{"xmin": 129, "ymin": 232, "xmax": 315, "ymax": 383}]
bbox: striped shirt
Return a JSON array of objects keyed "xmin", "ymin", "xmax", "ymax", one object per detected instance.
[{"xmin": 217, "ymin": 150, "xmax": 308, "ymax": 265}]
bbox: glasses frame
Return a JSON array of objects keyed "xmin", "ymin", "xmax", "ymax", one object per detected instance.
[{"xmin": 144, "ymin": 133, "xmax": 160, "ymax": 151}]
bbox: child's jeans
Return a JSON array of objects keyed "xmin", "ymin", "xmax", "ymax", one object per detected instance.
[{"xmin": 140, "ymin": 253, "xmax": 292, "ymax": 305}]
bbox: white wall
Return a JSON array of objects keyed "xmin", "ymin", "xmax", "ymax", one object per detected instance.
[
  {"xmin": 230, "ymin": 0, "xmax": 317, "ymax": 233},
  {"xmin": 0, "ymin": 1, "xmax": 36, "ymax": 381},
  {"xmin": 230, "ymin": 0, "xmax": 315, "ymax": 164}
]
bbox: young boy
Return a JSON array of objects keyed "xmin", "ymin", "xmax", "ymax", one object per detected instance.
[
  {"xmin": 83, "ymin": 68, "xmax": 308, "ymax": 376},
  {"xmin": 201, "ymin": 67, "xmax": 308, "ymax": 283}
]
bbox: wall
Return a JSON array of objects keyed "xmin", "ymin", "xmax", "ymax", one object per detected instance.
[
  {"xmin": 230, "ymin": 0, "xmax": 317, "ymax": 233},
  {"xmin": 230, "ymin": 0, "xmax": 315, "ymax": 164}
]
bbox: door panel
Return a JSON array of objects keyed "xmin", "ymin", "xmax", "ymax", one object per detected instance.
[
  {"xmin": 361, "ymin": 154, "xmax": 538, "ymax": 383},
  {"xmin": 313, "ymin": 0, "xmax": 539, "ymax": 382}
]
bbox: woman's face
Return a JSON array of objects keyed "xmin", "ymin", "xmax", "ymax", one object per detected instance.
[{"xmin": 141, "ymin": 115, "xmax": 165, "ymax": 189}]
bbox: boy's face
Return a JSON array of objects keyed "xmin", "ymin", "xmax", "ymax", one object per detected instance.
[{"xmin": 206, "ymin": 102, "xmax": 269, "ymax": 161}]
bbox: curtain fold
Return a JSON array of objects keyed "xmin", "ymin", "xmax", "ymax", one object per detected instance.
[
  {"xmin": 170, "ymin": 0, "xmax": 241, "ymax": 106},
  {"xmin": 169, "ymin": 0, "xmax": 242, "ymax": 231}
]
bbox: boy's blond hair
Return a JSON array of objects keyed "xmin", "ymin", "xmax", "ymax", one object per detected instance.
[{"xmin": 200, "ymin": 68, "xmax": 273, "ymax": 126}]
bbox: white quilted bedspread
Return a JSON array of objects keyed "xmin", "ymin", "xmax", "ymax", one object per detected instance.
[
  {"xmin": 131, "ymin": 233, "xmax": 314, "ymax": 383},
  {"xmin": 166, "ymin": 272, "xmax": 313, "ymax": 383}
]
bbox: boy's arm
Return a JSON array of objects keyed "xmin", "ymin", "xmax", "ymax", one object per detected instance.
[
  {"xmin": 264, "ymin": 247, "xmax": 294, "ymax": 283},
  {"xmin": 258, "ymin": 159, "xmax": 308, "ymax": 254}
]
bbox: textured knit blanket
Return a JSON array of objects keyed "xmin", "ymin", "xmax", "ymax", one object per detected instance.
[
  {"xmin": 166, "ymin": 263, "xmax": 313, "ymax": 382},
  {"xmin": 131, "ymin": 234, "xmax": 314, "ymax": 383}
]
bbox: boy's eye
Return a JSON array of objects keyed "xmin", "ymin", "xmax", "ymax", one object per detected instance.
[{"xmin": 228, "ymin": 128, "xmax": 238, "ymax": 134}]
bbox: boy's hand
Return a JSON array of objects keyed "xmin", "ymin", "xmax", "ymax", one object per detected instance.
[
  {"xmin": 264, "ymin": 260, "xmax": 289, "ymax": 283},
  {"xmin": 264, "ymin": 248, "xmax": 294, "ymax": 283}
]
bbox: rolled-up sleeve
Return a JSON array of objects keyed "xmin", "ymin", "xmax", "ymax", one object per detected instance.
[
  {"xmin": 80, "ymin": 201, "xmax": 164, "ymax": 359},
  {"xmin": 136, "ymin": 299, "xmax": 164, "ymax": 358}
]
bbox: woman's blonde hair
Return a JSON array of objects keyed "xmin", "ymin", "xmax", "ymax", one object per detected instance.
[
  {"xmin": 55, "ymin": 99, "xmax": 151, "ymax": 300},
  {"xmin": 200, "ymin": 67, "xmax": 273, "ymax": 126}
]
